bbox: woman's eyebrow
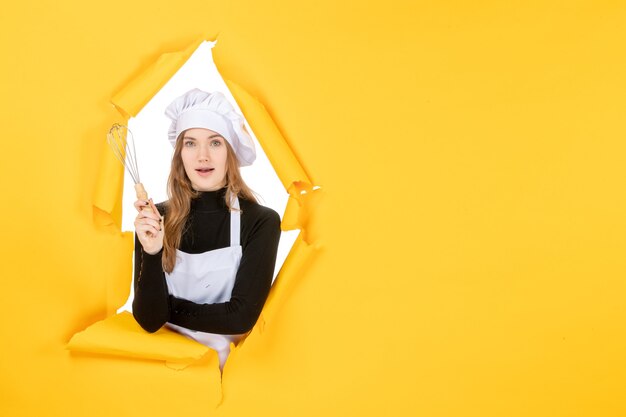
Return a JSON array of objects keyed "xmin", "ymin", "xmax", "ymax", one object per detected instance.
[{"xmin": 183, "ymin": 134, "xmax": 224, "ymax": 140}]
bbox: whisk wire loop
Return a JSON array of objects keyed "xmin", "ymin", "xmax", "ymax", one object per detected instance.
[{"xmin": 107, "ymin": 123, "xmax": 141, "ymax": 185}]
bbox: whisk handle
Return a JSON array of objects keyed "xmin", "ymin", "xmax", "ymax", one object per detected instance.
[{"xmin": 134, "ymin": 183, "xmax": 153, "ymax": 214}]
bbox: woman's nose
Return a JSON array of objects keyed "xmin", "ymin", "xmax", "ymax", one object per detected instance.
[{"xmin": 197, "ymin": 144, "xmax": 211, "ymax": 161}]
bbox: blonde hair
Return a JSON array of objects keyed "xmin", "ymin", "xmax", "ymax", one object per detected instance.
[{"xmin": 161, "ymin": 131, "xmax": 258, "ymax": 273}]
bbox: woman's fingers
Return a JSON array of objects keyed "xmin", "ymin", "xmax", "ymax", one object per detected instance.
[
  {"xmin": 133, "ymin": 198, "xmax": 163, "ymax": 249},
  {"xmin": 148, "ymin": 198, "xmax": 162, "ymax": 222},
  {"xmin": 136, "ymin": 220, "xmax": 162, "ymax": 238},
  {"xmin": 134, "ymin": 199, "xmax": 164, "ymax": 254},
  {"xmin": 137, "ymin": 225, "xmax": 159, "ymax": 238},
  {"xmin": 134, "ymin": 200, "xmax": 161, "ymax": 222},
  {"xmin": 134, "ymin": 216, "xmax": 161, "ymax": 232},
  {"xmin": 134, "ymin": 199, "xmax": 149, "ymax": 212}
]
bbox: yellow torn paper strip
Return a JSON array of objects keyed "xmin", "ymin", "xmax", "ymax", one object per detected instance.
[
  {"xmin": 67, "ymin": 312, "xmax": 211, "ymax": 367},
  {"xmin": 93, "ymin": 122, "xmax": 127, "ymax": 231},
  {"xmin": 225, "ymin": 80, "xmax": 311, "ymax": 191},
  {"xmin": 260, "ymin": 233, "xmax": 317, "ymax": 327},
  {"xmin": 225, "ymin": 79, "xmax": 320, "ymax": 236},
  {"xmin": 111, "ymin": 38, "xmax": 205, "ymax": 119}
]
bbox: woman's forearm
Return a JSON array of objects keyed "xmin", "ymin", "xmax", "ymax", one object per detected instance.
[{"xmin": 132, "ymin": 234, "xmax": 170, "ymax": 333}]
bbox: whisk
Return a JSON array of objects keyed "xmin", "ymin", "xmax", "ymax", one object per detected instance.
[{"xmin": 106, "ymin": 123, "xmax": 152, "ymax": 214}]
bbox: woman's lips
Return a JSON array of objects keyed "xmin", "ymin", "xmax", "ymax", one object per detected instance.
[{"xmin": 196, "ymin": 168, "xmax": 214, "ymax": 177}]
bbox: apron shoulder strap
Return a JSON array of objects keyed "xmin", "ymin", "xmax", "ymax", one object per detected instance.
[{"xmin": 230, "ymin": 195, "xmax": 241, "ymax": 246}]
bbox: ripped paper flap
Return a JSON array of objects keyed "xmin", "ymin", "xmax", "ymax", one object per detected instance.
[{"xmin": 67, "ymin": 312, "xmax": 210, "ymax": 367}]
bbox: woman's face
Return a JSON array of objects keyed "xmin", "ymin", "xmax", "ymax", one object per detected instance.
[{"xmin": 180, "ymin": 128, "xmax": 228, "ymax": 191}]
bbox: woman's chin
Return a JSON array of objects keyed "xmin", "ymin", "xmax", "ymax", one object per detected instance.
[{"xmin": 191, "ymin": 180, "xmax": 226, "ymax": 192}]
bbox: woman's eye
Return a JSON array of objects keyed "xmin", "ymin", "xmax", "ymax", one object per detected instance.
[
  {"xmin": 211, "ymin": 140, "xmax": 222, "ymax": 147},
  {"xmin": 184, "ymin": 141, "xmax": 195, "ymax": 147}
]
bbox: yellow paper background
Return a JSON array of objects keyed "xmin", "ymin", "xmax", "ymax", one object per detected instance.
[{"xmin": 2, "ymin": 1, "xmax": 626, "ymax": 416}]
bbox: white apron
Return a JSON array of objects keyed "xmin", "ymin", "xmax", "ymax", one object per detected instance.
[{"xmin": 165, "ymin": 196, "xmax": 244, "ymax": 371}]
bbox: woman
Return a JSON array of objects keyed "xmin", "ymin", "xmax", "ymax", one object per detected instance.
[{"xmin": 131, "ymin": 88, "xmax": 282, "ymax": 371}]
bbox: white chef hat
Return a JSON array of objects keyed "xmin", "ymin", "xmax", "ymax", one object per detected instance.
[{"xmin": 164, "ymin": 88, "xmax": 256, "ymax": 166}]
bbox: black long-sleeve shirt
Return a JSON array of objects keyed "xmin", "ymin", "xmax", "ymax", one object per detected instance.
[{"xmin": 132, "ymin": 187, "xmax": 281, "ymax": 335}]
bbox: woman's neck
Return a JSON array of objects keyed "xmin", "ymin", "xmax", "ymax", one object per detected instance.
[{"xmin": 191, "ymin": 186, "xmax": 228, "ymax": 211}]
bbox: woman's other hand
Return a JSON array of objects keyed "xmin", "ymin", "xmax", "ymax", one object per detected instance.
[{"xmin": 134, "ymin": 198, "xmax": 164, "ymax": 255}]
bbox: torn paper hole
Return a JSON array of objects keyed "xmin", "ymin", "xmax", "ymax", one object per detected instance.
[
  {"xmin": 116, "ymin": 40, "xmax": 299, "ymax": 314},
  {"xmin": 73, "ymin": 38, "xmax": 320, "ymax": 378}
]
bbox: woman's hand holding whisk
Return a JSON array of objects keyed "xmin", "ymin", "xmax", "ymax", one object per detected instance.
[{"xmin": 134, "ymin": 198, "xmax": 164, "ymax": 255}]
